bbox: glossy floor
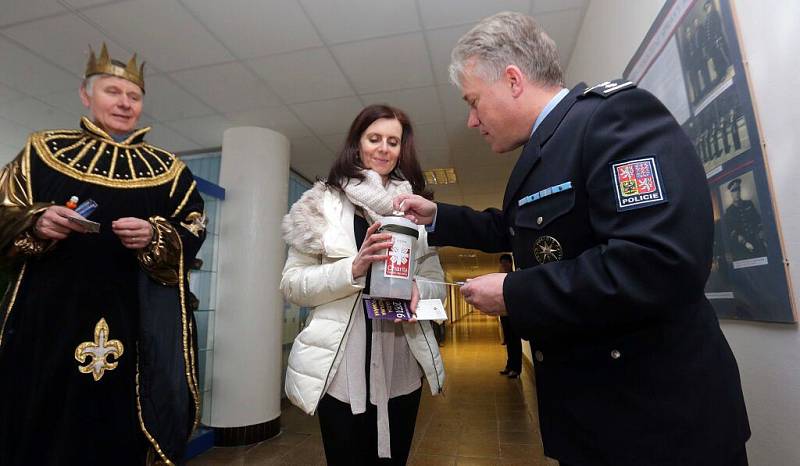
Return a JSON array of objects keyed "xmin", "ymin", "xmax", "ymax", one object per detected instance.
[{"xmin": 189, "ymin": 313, "xmax": 558, "ymax": 465}]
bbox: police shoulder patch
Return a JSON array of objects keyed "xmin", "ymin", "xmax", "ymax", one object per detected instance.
[
  {"xmin": 610, "ymin": 156, "xmax": 668, "ymax": 212},
  {"xmin": 579, "ymin": 79, "xmax": 636, "ymax": 99}
]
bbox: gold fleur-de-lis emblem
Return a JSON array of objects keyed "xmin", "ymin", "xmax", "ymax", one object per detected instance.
[
  {"xmin": 533, "ymin": 236, "xmax": 563, "ymax": 264},
  {"xmin": 74, "ymin": 318, "xmax": 124, "ymax": 381}
]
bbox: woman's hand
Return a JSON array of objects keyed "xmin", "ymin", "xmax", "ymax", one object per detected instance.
[
  {"xmin": 395, "ymin": 279, "xmax": 420, "ymax": 323},
  {"xmin": 112, "ymin": 217, "xmax": 154, "ymax": 250},
  {"xmin": 351, "ymin": 222, "xmax": 393, "ymax": 279},
  {"xmin": 32, "ymin": 205, "xmax": 88, "ymax": 240}
]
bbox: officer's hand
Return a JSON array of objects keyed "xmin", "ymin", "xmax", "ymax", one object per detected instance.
[
  {"xmin": 33, "ymin": 205, "xmax": 88, "ymax": 240},
  {"xmin": 460, "ymin": 273, "xmax": 507, "ymax": 316},
  {"xmin": 393, "ymin": 194, "xmax": 436, "ymax": 226},
  {"xmin": 112, "ymin": 217, "xmax": 154, "ymax": 250},
  {"xmin": 352, "ymin": 222, "xmax": 393, "ymax": 279}
]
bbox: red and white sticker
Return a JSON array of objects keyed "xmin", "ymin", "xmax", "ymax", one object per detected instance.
[{"xmin": 385, "ymin": 236, "xmax": 411, "ymax": 279}]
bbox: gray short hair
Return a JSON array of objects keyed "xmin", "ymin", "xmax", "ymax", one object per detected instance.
[
  {"xmin": 82, "ymin": 75, "xmax": 100, "ymax": 96},
  {"xmin": 449, "ymin": 11, "xmax": 564, "ymax": 88}
]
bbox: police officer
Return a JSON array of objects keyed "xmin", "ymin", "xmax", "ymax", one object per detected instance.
[
  {"xmin": 724, "ymin": 178, "xmax": 766, "ymax": 260},
  {"xmin": 395, "ymin": 11, "xmax": 749, "ymax": 466}
]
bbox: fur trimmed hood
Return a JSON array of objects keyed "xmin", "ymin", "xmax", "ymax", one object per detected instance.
[{"xmin": 282, "ymin": 181, "xmax": 328, "ymax": 256}]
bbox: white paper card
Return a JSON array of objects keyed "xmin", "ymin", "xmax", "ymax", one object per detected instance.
[{"xmin": 414, "ymin": 299, "xmax": 447, "ymax": 321}]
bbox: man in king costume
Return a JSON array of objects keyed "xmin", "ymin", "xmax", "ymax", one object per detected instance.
[{"xmin": 0, "ymin": 44, "xmax": 206, "ymax": 465}]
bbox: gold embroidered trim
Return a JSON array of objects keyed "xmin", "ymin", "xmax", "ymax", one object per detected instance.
[
  {"xmin": 22, "ymin": 141, "xmax": 33, "ymax": 201},
  {"xmin": 0, "ymin": 263, "xmax": 26, "ymax": 349},
  {"xmin": 178, "ymin": 246, "xmax": 202, "ymax": 431},
  {"xmin": 171, "ymin": 181, "xmax": 196, "ymax": 218},
  {"xmin": 142, "ymin": 146, "xmax": 170, "ymax": 172},
  {"xmin": 68, "ymin": 139, "xmax": 97, "ymax": 168},
  {"xmin": 126, "ymin": 148, "xmax": 138, "ymax": 180},
  {"xmin": 136, "ymin": 358, "xmax": 175, "ymax": 466},
  {"xmin": 74, "ymin": 317, "xmax": 124, "ymax": 381},
  {"xmin": 30, "ymin": 127, "xmax": 182, "ymax": 189},
  {"xmin": 136, "ymin": 148, "xmax": 156, "ymax": 177},
  {"xmin": 180, "ymin": 211, "xmax": 206, "ymax": 238},
  {"xmin": 169, "ymin": 164, "xmax": 185, "ymax": 198}
]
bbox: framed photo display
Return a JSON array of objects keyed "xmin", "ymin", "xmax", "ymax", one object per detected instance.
[{"xmin": 624, "ymin": 0, "xmax": 795, "ymax": 322}]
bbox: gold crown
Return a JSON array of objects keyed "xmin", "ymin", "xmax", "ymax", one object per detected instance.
[{"xmin": 84, "ymin": 43, "xmax": 145, "ymax": 92}]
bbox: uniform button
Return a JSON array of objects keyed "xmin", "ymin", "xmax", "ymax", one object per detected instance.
[
  {"xmin": 534, "ymin": 350, "xmax": 544, "ymax": 362},
  {"xmin": 509, "ymin": 226, "xmax": 515, "ymax": 236},
  {"xmin": 610, "ymin": 349, "xmax": 621, "ymax": 360},
  {"xmin": 536, "ymin": 216, "xmax": 543, "ymax": 225}
]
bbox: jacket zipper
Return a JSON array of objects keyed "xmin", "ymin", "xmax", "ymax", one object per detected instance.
[
  {"xmin": 314, "ymin": 291, "xmax": 362, "ymax": 412},
  {"xmin": 418, "ymin": 321, "xmax": 443, "ymax": 394}
]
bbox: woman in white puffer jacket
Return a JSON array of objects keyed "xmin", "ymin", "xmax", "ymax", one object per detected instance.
[{"xmin": 281, "ymin": 104, "xmax": 446, "ymax": 465}]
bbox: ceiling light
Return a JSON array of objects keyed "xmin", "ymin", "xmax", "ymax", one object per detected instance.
[{"xmin": 423, "ymin": 168, "xmax": 457, "ymax": 185}]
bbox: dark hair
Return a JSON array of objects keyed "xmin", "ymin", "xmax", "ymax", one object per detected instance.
[
  {"xmin": 499, "ymin": 253, "xmax": 513, "ymax": 263},
  {"xmin": 326, "ymin": 104, "xmax": 431, "ymax": 199}
]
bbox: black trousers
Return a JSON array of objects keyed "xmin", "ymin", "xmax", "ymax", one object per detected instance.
[
  {"xmin": 500, "ymin": 316, "xmax": 522, "ymax": 372},
  {"xmin": 317, "ymin": 388, "xmax": 422, "ymax": 465}
]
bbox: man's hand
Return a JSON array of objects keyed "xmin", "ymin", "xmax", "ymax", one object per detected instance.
[
  {"xmin": 460, "ymin": 273, "xmax": 508, "ymax": 316},
  {"xmin": 33, "ymin": 205, "xmax": 88, "ymax": 240},
  {"xmin": 393, "ymin": 194, "xmax": 436, "ymax": 226},
  {"xmin": 112, "ymin": 217, "xmax": 154, "ymax": 250}
]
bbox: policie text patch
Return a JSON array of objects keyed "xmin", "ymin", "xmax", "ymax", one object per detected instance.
[{"xmin": 610, "ymin": 156, "xmax": 668, "ymax": 211}]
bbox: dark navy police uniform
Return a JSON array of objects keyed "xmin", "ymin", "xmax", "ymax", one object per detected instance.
[{"xmin": 429, "ymin": 80, "xmax": 750, "ymax": 466}]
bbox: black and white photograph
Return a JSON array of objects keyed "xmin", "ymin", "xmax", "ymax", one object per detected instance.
[
  {"xmin": 675, "ymin": 0, "xmax": 735, "ymax": 106},
  {"xmin": 719, "ymin": 171, "xmax": 768, "ymax": 266},
  {"xmin": 685, "ymin": 85, "xmax": 750, "ymax": 174}
]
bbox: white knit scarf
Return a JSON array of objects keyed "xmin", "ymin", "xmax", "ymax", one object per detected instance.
[{"xmin": 341, "ymin": 169, "xmax": 413, "ymax": 223}]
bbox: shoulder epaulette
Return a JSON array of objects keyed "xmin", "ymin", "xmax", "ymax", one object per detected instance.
[{"xmin": 578, "ymin": 79, "xmax": 636, "ymax": 99}]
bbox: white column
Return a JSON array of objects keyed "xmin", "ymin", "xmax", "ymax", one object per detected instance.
[{"xmin": 209, "ymin": 127, "xmax": 289, "ymax": 429}]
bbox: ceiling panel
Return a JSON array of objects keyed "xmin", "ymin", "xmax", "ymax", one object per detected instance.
[
  {"xmin": 0, "ymin": 98, "xmax": 77, "ymax": 130},
  {"xmin": 0, "ymin": 36, "xmax": 79, "ymax": 94},
  {"xmin": 165, "ymin": 114, "xmax": 230, "ymax": 148},
  {"xmin": 0, "ymin": 143, "xmax": 20, "ymax": 165},
  {"xmin": 0, "ymin": 116, "xmax": 32, "ymax": 150},
  {"xmin": 428, "ymin": 183, "xmax": 463, "ymax": 205},
  {"xmin": 291, "ymin": 96, "xmax": 364, "ymax": 136},
  {"xmin": 3, "ymin": 14, "xmax": 127, "ymax": 77},
  {"xmin": 289, "ymin": 136, "xmax": 333, "ymax": 181},
  {"xmin": 170, "ymin": 62, "xmax": 281, "ymax": 113},
  {"xmin": 415, "ymin": 122, "xmax": 450, "ymax": 154},
  {"xmin": 145, "ymin": 123, "xmax": 202, "ymax": 153},
  {"xmin": 361, "ymin": 86, "xmax": 444, "ymax": 125},
  {"xmin": 318, "ymin": 132, "xmax": 347, "ymax": 154},
  {"xmin": 143, "ymin": 75, "xmax": 215, "ymax": 122},
  {"xmin": 438, "ymin": 84, "xmax": 468, "ymax": 123},
  {"xmin": 299, "ymin": 0, "xmax": 420, "ymax": 44},
  {"xmin": 0, "ymin": 82, "xmax": 24, "ymax": 104},
  {"xmin": 62, "ymin": 0, "xmax": 129, "ymax": 8},
  {"xmin": 331, "ymin": 33, "xmax": 434, "ymax": 94},
  {"xmin": 82, "ymin": 0, "xmax": 233, "ymax": 72},
  {"xmin": 0, "ymin": 0, "xmax": 66, "ymax": 28},
  {"xmin": 248, "ymin": 48, "xmax": 355, "ymax": 104},
  {"xmin": 417, "ymin": 147, "xmax": 452, "ymax": 171},
  {"xmin": 41, "ymin": 89, "xmax": 90, "ymax": 117},
  {"xmin": 224, "ymin": 106, "xmax": 312, "ymax": 140},
  {"xmin": 532, "ymin": 0, "xmax": 588, "ymax": 14},
  {"xmin": 537, "ymin": 8, "xmax": 584, "ymax": 70},
  {"xmin": 418, "ymin": 0, "xmax": 529, "ymax": 29},
  {"xmin": 181, "ymin": 0, "xmax": 322, "ymax": 59},
  {"xmin": 425, "ymin": 23, "xmax": 474, "ymax": 85}
]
